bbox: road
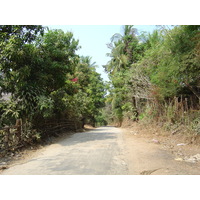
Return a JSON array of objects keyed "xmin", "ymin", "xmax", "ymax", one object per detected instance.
[
  {"xmin": 1, "ymin": 126, "xmax": 200, "ymax": 175},
  {"xmin": 1, "ymin": 127, "xmax": 128, "ymax": 175}
]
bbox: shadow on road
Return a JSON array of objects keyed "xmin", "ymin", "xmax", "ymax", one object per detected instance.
[
  {"xmin": 85, "ymin": 126, "xmax": 116, "ymax": 131},
  {"xmin": 58, "ymin": 127, "xmax": 118, "ymax": 147}
]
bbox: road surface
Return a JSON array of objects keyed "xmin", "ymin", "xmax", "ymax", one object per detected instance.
[
  {"xmin": 1, "ymin": 126, "xmax": 200, "ymax": 175},
  {"xmin": 1, "ymin": 127, "xmax": 128, "ymax": 175}
]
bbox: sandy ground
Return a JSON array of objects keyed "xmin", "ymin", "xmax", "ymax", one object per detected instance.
[
  {"xmin": 1, "ymin": 126, "xmax": 200, "ymax": 175},
  {"xmin": 122, "ymin": 128, "xmax": 200, "ymax": 175}
]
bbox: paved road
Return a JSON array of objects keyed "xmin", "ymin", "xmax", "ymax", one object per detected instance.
[{"xmin": 1, "ymin": 127, "xmax": 128, "ymax": 175}]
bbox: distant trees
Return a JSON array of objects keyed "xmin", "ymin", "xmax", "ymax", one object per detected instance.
[
  {"xmin": 104, "ymin": 25, "xmax": 142, "ymax": 125},
  {"xmin": 66, "ymin": 56, "xmax": 106, "ymax": 127}
]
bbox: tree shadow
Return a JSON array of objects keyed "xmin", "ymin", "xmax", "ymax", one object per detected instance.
[{"xmin": 58, "ymin": 127, "xmax": 118, "ymax": 147}]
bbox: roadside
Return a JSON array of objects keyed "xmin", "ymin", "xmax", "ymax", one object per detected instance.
[{"xmin": 121, "ymin": 122, "xmax": 200, "ymax": 174}]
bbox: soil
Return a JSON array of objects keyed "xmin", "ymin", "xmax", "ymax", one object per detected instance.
[
  {"xmin": 121, "ymin": 122, "xmax": 200, "ymax": 174},
  {"xmin": 122, "ymin": 121, "xmax": 200, "ymax": 160}
]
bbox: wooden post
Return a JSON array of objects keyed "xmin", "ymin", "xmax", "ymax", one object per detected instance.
[
  {"xmin": 185, "ymin": 98, "xmax": 188, "ymax": 112},
  {"xmin": 190, "ymin": 96, "xmax": 193, "ymax": 110},
  {"xmin": 185, "ymin": 98, "xmax": 189, "ymax": 126},
  {"xmin": 180, "ymin": 95, "xmax": 184, "ymax": 119},
  {"xmin": 74, "ymin": 121, "xmax": 77, "ymax": 131},
  {"xmin": 4, "ymin": 126, "xmax": 10, "ymax": 150},
  {"xmin": 15, "ymin": 119, "xmax": 22, "ymax": 141}
]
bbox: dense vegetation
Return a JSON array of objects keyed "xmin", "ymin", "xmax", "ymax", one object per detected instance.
[
  {"xmin": 0, "ymin": 25, "xmax": 199, "ymax": 152},
  {"xmin": 0, "ymin": 25, "xmax": 106, "ymax": 146},
  {"xmin": 103, "ymin": 25, "xmax": 200, "ymax": 134}
]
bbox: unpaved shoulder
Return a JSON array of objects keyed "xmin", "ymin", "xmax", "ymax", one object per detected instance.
[{"xmin": 120, "ymin": 127, "xmax": 200, "ymax": 175}]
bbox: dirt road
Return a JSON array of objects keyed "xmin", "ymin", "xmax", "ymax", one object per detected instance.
[{"xmin": 1, "ymin": 126, "xmax": 200, "ymax": 175}]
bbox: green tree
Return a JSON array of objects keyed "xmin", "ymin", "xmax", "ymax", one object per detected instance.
[
  {"xmin": 104, "ymin": 25, "xmax": 145, "ymax": 125},
  {"xmin": 142, "ymin": 25, "xmax": 200, "ymax": 100},
  {"xmin": 0, "ymin": 27, "xmax": 80, "ymax": 125},
  {"xmin": 73, "ymin": 56, "xmax": 106, "ymax": 126},
  {"xmin": 0, "ymin": 26, "xmax": 46, "ymax": 121}
]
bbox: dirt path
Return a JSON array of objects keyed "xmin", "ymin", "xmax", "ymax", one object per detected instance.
[
  {"xmin": 122, "ymin": 129, "xmax": 200, "ymax": 175},
  {"xmin": 1, "ymin": 126, "xmax": 200, "ymax": 175}
]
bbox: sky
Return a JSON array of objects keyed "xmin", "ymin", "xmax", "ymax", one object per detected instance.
[{"xmin": 47, "ymin": 25, "xmax": 158, "ymax": 82}]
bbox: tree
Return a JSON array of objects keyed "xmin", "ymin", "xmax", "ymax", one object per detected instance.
[
  {"xmin": 104, "ymin": 25, "xmax": 145, "ymax": 125},
  {"xmin": 142, "ymin": 25, "xmax": 200, "ymax": 100},
  {"xmin": 105, "ymin": 25, "xmax": 139, "ymax": 74},
  {"xmin": 72, "ymin": 56, "xmax": 106, "ymax": 126},
  {"xmin": 104, "ymin": 25, "xmax": 200, "ymax": 128},
  {"xmin": 0, "ymin": 26, "xmax": 46, "ymax": 122},
  {"xmin": 0, "ymin": 27, "xmax": 80, "ymax": 125}
]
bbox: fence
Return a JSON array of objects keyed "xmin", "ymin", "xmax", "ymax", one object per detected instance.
[
  {"xmin": 0, "ymin": 118, "xmax": 83, "ymax": 156},
  {"xmin": 36, "ymin": 119, "xmax": 83, "ymax": 136},
  {"xmin": 0, "ymin": 123, "xmax": 22, "ymax": 155}
]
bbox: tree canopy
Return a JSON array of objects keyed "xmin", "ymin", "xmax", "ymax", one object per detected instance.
[
  {"xmin": 0, "ymin": 26, "xmax": 106, "ymax": 132},
  {"xmin": 104, "ymin": 25, "xmax": 200, "ymax": 133}
]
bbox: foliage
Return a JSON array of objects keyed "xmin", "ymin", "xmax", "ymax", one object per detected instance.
[
  {"xmin": 72, "ymin": 56, "xmax": 106, "ymax": 126},
  {"xmin": 0, "ymin": 25, "xmax": 106, "ymax": 146},
  {"xmin": 104, "ymin": 25, "xmax": 200, "ymax": 134},
  {"xmin": 104, "ymin": 25, "xmax": 146, "ymax": 124},
  {"xmin": 0, "ymin": 100, "xmax": 20, "ymax": 126}
]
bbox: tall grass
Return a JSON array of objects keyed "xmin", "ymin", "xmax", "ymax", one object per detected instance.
[{"xmin": 140, "ymin": 96, "xmax": 200, "ymax": 135}]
